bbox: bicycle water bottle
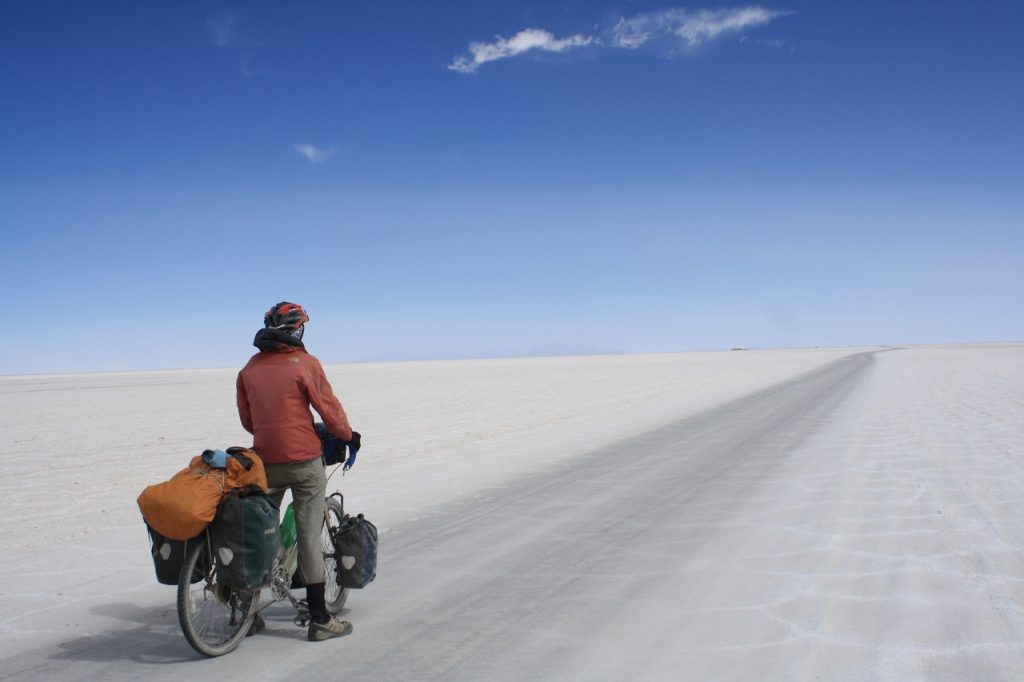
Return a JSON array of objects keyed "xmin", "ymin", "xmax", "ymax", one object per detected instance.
[
  {"xmin": 280, "ymin": 503, "xmax": 297, "ymax": 547},
  {"xmin": 280, "ymin": 503, "xmax": 299, "ymax": 577}
]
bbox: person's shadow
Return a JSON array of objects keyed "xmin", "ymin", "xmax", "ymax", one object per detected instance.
[
  {"xmin": 49, "ymin": 602, "xmax": 195, "ymax": 664},
  {"xmin": 50, "ymin": 598, "xmax": 342, "ymax": 664}
]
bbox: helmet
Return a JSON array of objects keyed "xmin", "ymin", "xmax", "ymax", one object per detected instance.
[{"xmin": 264, "ymin": 302, "xmax": 309, "ymax": 331}]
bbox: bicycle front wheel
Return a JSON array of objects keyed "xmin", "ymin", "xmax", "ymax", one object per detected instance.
[
  {"xmin": 321, "ymin": 496, "xmax": 349, "ymax": 613},
  {"xmin": 177, "ymin": 534, "xmax": 259, "ymax": 657}
]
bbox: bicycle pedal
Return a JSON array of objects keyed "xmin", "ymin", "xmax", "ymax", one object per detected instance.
[{"xmin": 294, "ymin": 614, "xmax": 310, "ymax": 627}]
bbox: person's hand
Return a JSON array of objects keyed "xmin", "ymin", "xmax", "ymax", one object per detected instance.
[{"xmin": 343, "ymin": 431, "xmax": 361, "ymax": 472}]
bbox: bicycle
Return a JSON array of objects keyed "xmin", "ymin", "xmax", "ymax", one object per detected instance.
[{"xmin": 176, "ymin": 490, "xmax": 349, "ymax": 657}]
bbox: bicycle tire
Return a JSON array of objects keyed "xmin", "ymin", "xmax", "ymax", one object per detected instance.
[
  {"xmin": 177, "ymin": 534, "xmax": 259, "ymax": 657},
  {"xmin": 322, "ymin": 496, "xmax": 349, "ymax": 613}
]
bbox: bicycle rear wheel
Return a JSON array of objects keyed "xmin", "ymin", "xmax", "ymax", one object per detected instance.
[
  {"xmin": 322, "ymin": 496, "xmax": 349, "ymax": 613},
  {"xmin": 177, "ymin": 533, "xmax": 259, "ymax": 657}
]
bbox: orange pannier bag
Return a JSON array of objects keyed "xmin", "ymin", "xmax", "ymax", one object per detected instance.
[{"xmin": 138, "ymin": 448, "xmax": 269, "ymax": 541}]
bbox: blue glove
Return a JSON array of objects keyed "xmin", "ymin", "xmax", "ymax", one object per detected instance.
[{"xmin": 343, "ymin": 432, "xmax": 362, "ymax": 472}]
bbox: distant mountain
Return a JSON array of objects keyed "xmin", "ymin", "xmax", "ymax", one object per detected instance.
[
  {"xmin": 356, "ymin": 350, "xmax": 471, "ymax": 363},
  {"xmin": 357, "ymin": 342, "xmax": 628, "ymax": 364},
  {"xmin": 520, "ymin": 342, "xmax": 628, "ymax": 358}
]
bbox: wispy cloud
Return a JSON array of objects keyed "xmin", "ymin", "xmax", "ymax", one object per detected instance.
[
  {"xmin": 206, "ymin": 12, "xmax": 275, "ymax": 78},
  {"xmin": 449, "ymin": 28, "xmax": 593, "ymax": 74},
  {"xmin": 610, "ymin": 6, "xmax": 793, "ymax": 52},
  {"xmin": 739, "ymin": 35, "xmax": 789, "ymax": 50},
  {"xmin": 293, "ymin": 144, "xmax": 335, "ymax": 164},
  {"xmin": 449, "ymin": 6, "xmax": 792, "ymax": 74},
  {"xmin": 207, "ymin": 13, "xmax": 237, "ymax": 48}
]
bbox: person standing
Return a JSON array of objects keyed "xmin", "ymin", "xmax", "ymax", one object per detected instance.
[{"xmin": 236, "ymin": 301, "xmax": 356, "ymax": 641}]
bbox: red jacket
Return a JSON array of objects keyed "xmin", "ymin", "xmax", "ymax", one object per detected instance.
[{"xmin": 236, "ymin": 347, "xmax": 352, "ymax": 464}]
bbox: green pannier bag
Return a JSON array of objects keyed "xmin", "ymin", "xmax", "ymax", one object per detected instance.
[{"xmin": 210, "ymin": 487, "xmax": 282, "ymax": 589}]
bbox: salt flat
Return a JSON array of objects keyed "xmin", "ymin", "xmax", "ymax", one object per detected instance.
[{"xmin": 1, "ymin": 344, "xmax": 1022, "ymax": 681}]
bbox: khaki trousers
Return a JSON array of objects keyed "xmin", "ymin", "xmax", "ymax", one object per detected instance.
[{"xmin": 264, "ymin": 457, "xmax": 327, "ymax": 585}]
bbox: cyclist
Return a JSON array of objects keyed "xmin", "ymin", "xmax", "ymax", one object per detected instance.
[{"xmin": 236, "ymin": 301, "xmax": 357, "ymax": 641}]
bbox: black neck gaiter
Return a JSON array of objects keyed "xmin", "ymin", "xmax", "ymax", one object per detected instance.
[{"xmin": 253, "ymin": 327, "xmax": 306, "ymax": 352}]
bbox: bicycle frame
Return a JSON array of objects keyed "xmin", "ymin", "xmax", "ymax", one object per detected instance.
[{"xmin": 265, "ymin": 541, "xmax": 314, "ymax": 625}]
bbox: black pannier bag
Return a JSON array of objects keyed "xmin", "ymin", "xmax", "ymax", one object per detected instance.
[
  {"xmin": 210, "ymin": 487, "xmax": 282, "ymax": 589},
  {"xmin": 147, "ymin": 525, "xmax": 202, "ymax": 585},
  {"xmin": 330, "ymin": 512, "xmax": 378, "ymax": 589}
]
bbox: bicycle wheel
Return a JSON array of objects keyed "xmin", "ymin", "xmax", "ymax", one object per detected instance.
[
  {"xmin": 177, "ymin": 534, "xmax": 259, "ymax": 657},
  {"xmin": 321, "ymin": 496, "xmax": 349, "ymax": 613}
]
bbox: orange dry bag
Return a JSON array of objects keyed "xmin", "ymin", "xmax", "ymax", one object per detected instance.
[{"xmin": 138, "ymin": 448, "xmax": 269, "ymax": 541}]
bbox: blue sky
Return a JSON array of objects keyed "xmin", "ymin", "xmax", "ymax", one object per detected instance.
[{"xmin": 2, "ymin": 0, "xmax": 1022, "ymax": 374}]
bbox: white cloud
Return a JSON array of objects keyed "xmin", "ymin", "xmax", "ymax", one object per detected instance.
[
  {"xmin": 448, "ymin": 6, "xmax": 792, "ymax": 74},
  {"xmin": 610, "ymin": 7, "xmax": 792, "ymax": 52},
  {"xmin": 449, "ymin": 28, "xmax": 593, "ymax": 74},
  {"xmin": 293, "ymin": 144, "xmax": 335, "ymax": 164}
]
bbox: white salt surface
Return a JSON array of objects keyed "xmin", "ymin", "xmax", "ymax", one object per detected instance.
[{"xmin": 1, "ymin": 344, "xmax": 1023, "ymax": 680}]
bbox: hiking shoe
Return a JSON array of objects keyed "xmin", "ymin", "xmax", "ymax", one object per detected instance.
[
  {"xmin": 308, "ymin": 617, "xmax": 353, "ymax": 641},
  {"xmin": 247, "ymin": 613, "xmax": 265, "ymax": 637}
]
